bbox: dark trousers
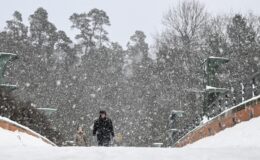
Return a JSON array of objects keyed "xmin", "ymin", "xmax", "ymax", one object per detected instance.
[
  {"xmin": 97, "ymin": 135, "xmax": 110, "ymax": 146},
  {"xmin": 98, "ymin": 139, "xmax": 110, "ymax": 146}
]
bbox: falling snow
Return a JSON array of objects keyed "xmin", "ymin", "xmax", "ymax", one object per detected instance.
[{"xmin": 0, "ymin": 0, "xmax": 259, "ymax": 150}]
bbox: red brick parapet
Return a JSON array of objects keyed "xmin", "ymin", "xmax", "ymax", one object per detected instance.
[
  {"xmin": 0, "ymin": 116, "xmax": 56, "ymax": 146},
  {"xmin": 175, "ymin": 95, "xmax": 260, "ymax": 147}
]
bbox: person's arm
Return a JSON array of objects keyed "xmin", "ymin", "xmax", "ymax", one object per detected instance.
[
  {"xmin": 93, "ymin": 120, "xmax": 98, "ymax": 136},
  {"xmin": 74, "ymin": 134, "xmax": 78, "ymax": 145},
  {"xmin": 83, "ymin": 134, "xmax": 87, "ymax": 146},
  {"xmin": 109, "ymin": 119, "xmax": 115, "ymax": 137}
]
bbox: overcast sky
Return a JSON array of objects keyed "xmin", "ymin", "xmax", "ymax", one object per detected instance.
[{"xmin": 0, "ymin": 0, "xmax": 260, "ymax": 47}]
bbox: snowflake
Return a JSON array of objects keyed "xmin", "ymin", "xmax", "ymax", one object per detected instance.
[
  {"xmin": 90, "ymin": 93, "xmax": 96, "ymax": 98},
  {"xmin": 31, "ymin": 103, "xmax": 36, "ymax": 107},
  {"xmin": 56, "ymin": 80, "xmax": 61, "ymax": 86}
]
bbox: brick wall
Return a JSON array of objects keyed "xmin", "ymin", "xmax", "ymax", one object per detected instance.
[
  {"xmin": 175, "ymin": 96, "xmax": 260, "ymax": 147},
  {"xmin": 0, "ymin": 117, "xmax": 55, "ymax": 146}
]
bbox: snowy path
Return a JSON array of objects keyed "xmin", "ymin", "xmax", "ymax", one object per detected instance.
[
  {"xmin": 2, "ymin": 147, "xmax": 260, "ymax": 160},
  {"xmin": 2, "ymin": 117, "xmax": 260, "ymax": 160}
]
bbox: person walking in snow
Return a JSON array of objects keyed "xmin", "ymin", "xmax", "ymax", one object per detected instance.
[
  {"xmin": 93, "ymin": 110, "xmax": 114, "ymax": 146},
  {"xmin": 74, "ymin": 126, "xmax": 87, "ymax": 146}
]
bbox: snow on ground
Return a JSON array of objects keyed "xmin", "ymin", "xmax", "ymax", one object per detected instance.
[
  {"xmin": 0, "ymin": 116, "xmax": 55, "ymax": 145},
  {"xmin": 0, "ymin": 128, "xmax": 50, "ymax": 147},
  {"xmin": 1, "ymin": 117, "xmax": 260, "ymax": 160},
  {"xmin": 188, "ymin": 116, "xmax": 260, "ymax": 148},
  {"xmin": 2, "ymin": 147, "xmax": 260, "ymax": 160}
]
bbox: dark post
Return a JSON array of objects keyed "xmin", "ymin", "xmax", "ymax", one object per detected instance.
[{"xmin": 203, "ymin": 57, "xmax": 229, "ymax": 118}]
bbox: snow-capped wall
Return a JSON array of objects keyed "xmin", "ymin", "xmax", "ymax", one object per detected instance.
[
  {"xmin": 175, "ymin": 95, "xmax": 260, "ymax": 147},
  {"xmin": 0, "ymin": 128, "xmax": 51, "ymax": 147},
  {"xmin": 0, "ymin": 116, "xmax": 55, "ymax": 146},
  {"xmin": 187, "ymin": 115, "xmax": 260, "ymax": 148}
]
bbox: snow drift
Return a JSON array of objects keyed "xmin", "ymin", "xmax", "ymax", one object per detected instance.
[
  {"xmin": 0, "ymin": 128, "xmax": 50, "ymax": 147},
  {"xmin": 188, "ymin": 116, "xmax": 260, "ymax": 148},
  {"xmin": 0, "ymin": 116, "xmax": 53, "ymax": 147}
]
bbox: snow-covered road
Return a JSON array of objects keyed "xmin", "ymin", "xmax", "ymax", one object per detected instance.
[
  {"xmin": 2, "ymin": 117, "xmax": 260, "ymax": 160},
  {"xmin": 2, "ymin": 146, "xmax": 260, "ymax": 160}
]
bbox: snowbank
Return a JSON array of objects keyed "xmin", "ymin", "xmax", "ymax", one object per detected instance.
[
  {"xmin": 0, "ymin": 116, "xmax": 54, "ymax": 146},
  {"xmin": 187, "ymin": 116, "xmax": 260, "ymax": 148},
  {"xmin": 175, "ymin": 94, "xmax": 260, "ymax": 147},
  {"xmin": 0, "ymin": 128, "xmax": 50, "ymax": 147}
]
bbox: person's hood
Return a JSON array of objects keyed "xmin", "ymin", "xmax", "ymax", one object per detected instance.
[{"xmin": 99, "ymin": 110, "xmax": 107, "ymax": 115}]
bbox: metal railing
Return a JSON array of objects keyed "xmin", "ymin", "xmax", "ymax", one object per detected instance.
[{"xmin": 207, "ymin": 72, "xmax": 260, "ymax": 118}]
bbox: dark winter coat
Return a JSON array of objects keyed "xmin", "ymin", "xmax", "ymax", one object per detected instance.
[{"xmin": 93, "ymin": 117, "xmax": 114, "ymax": 141}]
